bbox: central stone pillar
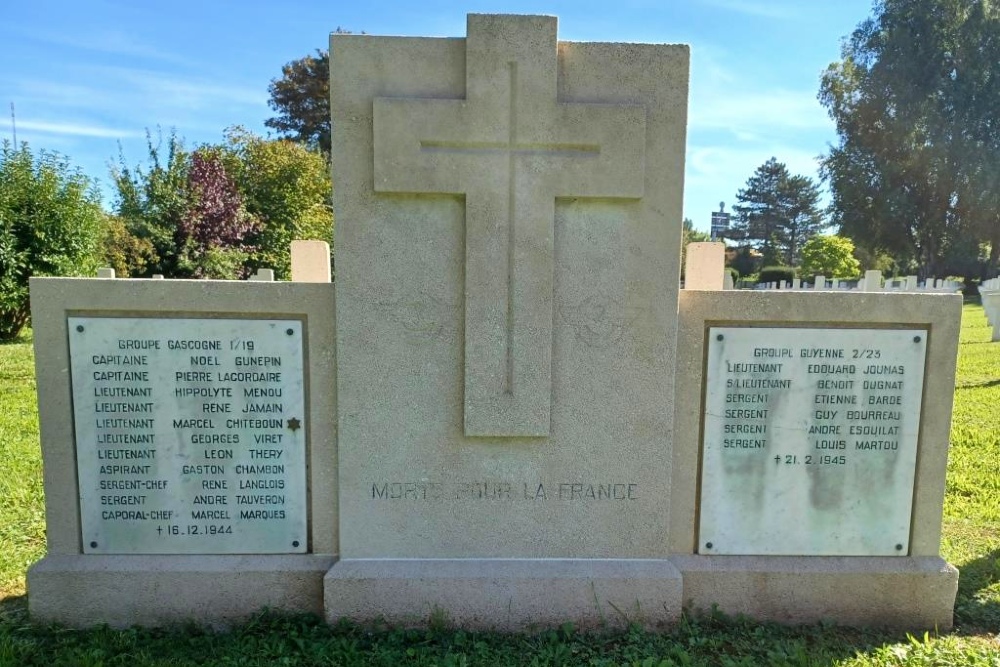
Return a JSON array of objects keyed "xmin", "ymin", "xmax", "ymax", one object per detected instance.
[{"xmin": 327, "ymin": 13, "xmax": 688, "ymax": 629}]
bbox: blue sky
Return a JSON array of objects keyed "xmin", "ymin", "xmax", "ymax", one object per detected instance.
[{"xmin": 3, "ymin": 0, "xmax": 874, "ymax": 231}]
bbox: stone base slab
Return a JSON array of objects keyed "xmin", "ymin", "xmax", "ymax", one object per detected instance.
[
  {"xmin": 324, "ymin": 559, "xmax": 684, "ymax": 630},
  {"xmin": 671, "ymin": 555, "xmax": 958, "ymax": 630},
  {"xmin": 28, "ymin": 554, "xmax": 336, "ymax": 628}
]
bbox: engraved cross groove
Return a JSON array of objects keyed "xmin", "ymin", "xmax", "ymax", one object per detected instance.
[{"xmin": 373, "ymin": 15, "xmax": 646, "ymax": 437}]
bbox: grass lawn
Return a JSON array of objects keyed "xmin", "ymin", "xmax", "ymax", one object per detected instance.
[{"xmin": 0, "ymin": 308, "xmax": 998, "ymax": 665}]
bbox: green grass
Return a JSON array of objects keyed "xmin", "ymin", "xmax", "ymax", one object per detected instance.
[
  {"xmin": 1, "ymin": 310, "xmax": 999, "ymax": 665},
  {"xmin": 0, "ymin": 328, "xmax": 43, "ymax": 599},
  {"xmin": 943, "ymin": 305, "xmax": 1000, "ymax": 633}
]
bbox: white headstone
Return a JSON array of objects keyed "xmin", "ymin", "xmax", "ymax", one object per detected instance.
[
  {"xmin": 862, "ymin": 270, "xmax": 882, "ymax": 292},
  {"xmin": 684, "ymin": 242, "xmax": 725, "ymax": 290},
  {"xmin": 249, "ymin": 269, "xmax": 275, "ymax": 282},
  {"xmin": 290, "ymin": 240, "xmax": 332, "ymax": 283}
]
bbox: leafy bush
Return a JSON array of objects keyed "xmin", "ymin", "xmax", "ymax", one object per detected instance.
[
  {"xmin": 113, "ymin": 128, "xmax": 333, "ymax": 280},
  {"xmin": 221, "ymin": 127, "xmax": 333, "ymax": 280},
  {"xmin": 758, "ymin": 265, "xmax": 796, "ymax": 285},
  {"xmin": 0, "ymin": 142, "xmax": 105, "ymax": 341},
  {"xmin": 800, "ymin": 234, "xmax": 861, "ymax": 279},
  {"xmin": 100, "ymin": 216, "xmax": 156, "ymax": 277},
  {"xmin": 727, "ymin": 246, "xmax": 760, "ymax": 278}
]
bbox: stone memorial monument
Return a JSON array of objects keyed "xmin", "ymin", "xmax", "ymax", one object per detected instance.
[
  {"xmin": 326, "ymin": 13, "xmax": 688, "ymax": 628},
  {"xmin": 671, "ymin": 290, "xmax": 960, "ymax": 627},
  {"xmin": 25, "ymin": 13, "xmax": 961, "ymax": 632},
  {"xmin": 27, "ymin": 279, "xmax": 337, "ymax": 627}
]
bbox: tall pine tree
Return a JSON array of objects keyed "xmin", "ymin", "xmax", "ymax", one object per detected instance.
[{"xmin": 731, "ymin": 157, "xmax": 825, "ymax": 265}]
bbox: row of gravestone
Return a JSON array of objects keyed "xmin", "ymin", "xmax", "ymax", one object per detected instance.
[
  {"xmin": 686, "ymin": 244, "xmax": 963, "ymax": 292},
  {"xmin": 26, "ymin": 15, "xmax": 962, "ymax": 631},
  {"xmin": 980, "ymin": 277, "xmax": 1000, "ymax": 341}
]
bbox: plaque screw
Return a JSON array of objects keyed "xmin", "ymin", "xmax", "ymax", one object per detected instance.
[
  {"xmin": 895, "ymin": 543, "xmax": 904, "ymax": 551},
  {"xmin": 716, "ymin": 334, "xmax": 723, "ymax": 341},
  {"xmin": 705, "ymin": 542, "xmax": 713, "ymax": 549},
  {"xmin": 286, "ymin": 328, "xmax": 294, "ymax": 336},
  {"xmin": 90, "ymin": 541, "xmax": 97, "ymax": 548},
  {"xmin": 76, "ymin": 325, "xmax": 84, "ymax": 332},
  {"xmin": 913, "ymin": 335, "xmax": 921, "ymax": 343},
  {"xmin": 292, "ymin": 540, "xmax": 300, "ymax": 548}
]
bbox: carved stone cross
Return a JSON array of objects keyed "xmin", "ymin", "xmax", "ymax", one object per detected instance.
[{"xmin": 373, "ymin": 15, "xmax": 646, "ymax": 436}]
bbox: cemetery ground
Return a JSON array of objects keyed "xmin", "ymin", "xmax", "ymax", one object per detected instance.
[{"xmin": 0, "ymin": 308, "xmax": 997, "ymax": 666}]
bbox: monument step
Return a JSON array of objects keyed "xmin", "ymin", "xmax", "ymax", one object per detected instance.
[{"xmin": 324, "ymin": 558, "xmax": 683, "ymax": 631}]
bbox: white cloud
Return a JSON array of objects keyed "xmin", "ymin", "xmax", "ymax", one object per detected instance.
[
  {"xmin": 88, "ymin": 66, "xmax": 268, "ymax": 110},
  {"xmin": 686, "ymin": 44, "xmax": 832, "ymax": 139},
  {"xmin": 14, "ymin": 120, "xmax": 143, "ymax": 139},
  {"xmin": 18, "ymin": 28, "xmax": 195, "ymax": 67},
  {"xmin": 688, "ymin": 144, "xmax": 823, "ymax": 184},
  {"xmin": 5, "ymin": 64, "xmax": 269, "ymax": 142},
  {"xmin": 691, "ymin": 87, "xmax": 831, "ymax": 133}
]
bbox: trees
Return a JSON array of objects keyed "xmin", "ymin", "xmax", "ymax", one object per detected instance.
[
  {"xmin": 176, "ymin": 148, "xmax": 260, "ymax": 279},
  {"xmin": 731, "ymin": 157, "xmax": 825, "ymax": 266},
  {"xmin": 113, "ymin": 131, "xmax": 258, "ymax": 280},
  {"xmin": 100, "ymin": 215, "xmax": 156, "ymax": 278},
  {"xmin": 819, "ymin": 0, "xmax": 1000, "ymax": 278},
  {"xmin": 112, "ymin": 129, "xmax": 333, "ymax": 280},
  {"xmin": 799, "ymin": 235, "xmax": 862, "ymax": 279},
  {"xmin": 265, "ymin": 29, "xmax": 363, "ymax": 155},
  {"xmin": 0, "ymin": 142, "xmax": 106, "ymax": 340},
  {"xmin": 112, "ymin": 130, "xmax": 190, "ymax": 277},
  {"xmin": 265, "ymin": 49, "xmax": 331, "ymax": 154},
  {"xmin": 728, "ymin": 247, "xmax": 760, "ymax": 279},
  {"xmin": 219, "ymin": 128, "xmax": 333, "ymax": 279}
]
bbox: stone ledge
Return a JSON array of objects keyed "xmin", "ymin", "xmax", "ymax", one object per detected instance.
[
  {"xmin": 671, "ymin": 555, "xmax": 958, "ymax": 630},
  {"xmin": 28, "ymin": 554, "xmax": 336, "ymax": 628},
  {"xmin": 324, "ymin": 558, "xmax": 684, "ymax": 630}
]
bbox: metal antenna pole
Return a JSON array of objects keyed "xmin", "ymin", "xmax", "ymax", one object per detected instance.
[{"xmin": 10, "ymin": 102, "xmax": 16, "ymax": 145}]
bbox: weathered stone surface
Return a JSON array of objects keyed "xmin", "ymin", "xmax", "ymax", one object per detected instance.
[
  {"xmin": 290, "ymin": 240, "xmax": 332, "ymax": 283},
  {"xmin": 324, "ymin": 559, "xmax": 683, "ymax": 630},
  {"xmin": 672, "ymin": 555, "xmax": 958, "ymax": 630},
  {"xmin": 331, "ymin": 14, "xmax": 687, "ymax": 560},
  {"xmin": 29, "ymin": 554, "xmax": 335, "ymax": 628},
  {"xmin": 27, "ymin": 278, "xmax": 337, "ymax": 626},
  {"xmin": 670, "ymin": 291, "xmax": 961, "ymax": 630}
]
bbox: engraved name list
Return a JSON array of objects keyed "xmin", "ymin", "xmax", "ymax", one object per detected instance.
[
  {"xmin": 69, "ymin": 317, "xmax": 307, "ymax": 555},
  {"xmin": 699, "ymin": 327, "xmax": 927, "ymax": 556}
]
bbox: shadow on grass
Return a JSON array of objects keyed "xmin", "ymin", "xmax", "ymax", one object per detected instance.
[
  {"xmin": 0, "ymin": 594, "xmax": 28, "ymax": 623},
  {"xmin": 0, "ymin": 330, "xmax": 32, "ymax": 346},
  {"xmin": 954, "ymin": 547, "xmax": 1000, "ymax": 632},
  {"xmin": 955, "ymin": 378, "xmax": 1000, "ymax": 389}
]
